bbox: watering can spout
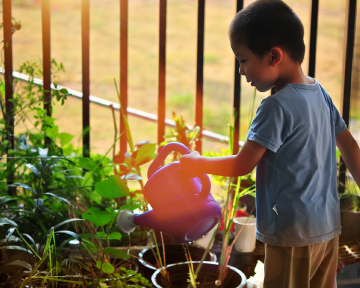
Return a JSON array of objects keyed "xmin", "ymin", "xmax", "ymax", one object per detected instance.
[{"xmin": 117, "ymin": 210, "xmax": 165, "ymax": 233}]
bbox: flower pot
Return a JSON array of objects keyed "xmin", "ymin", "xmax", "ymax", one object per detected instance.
[
  {"xmin": 151, "ymin": 261, "xmax": 247, "ymax": 288},
  {"xmin": 340, "ymin": 210, "xmax": 360, "ymax": 243},
  {"xmin": 339, "ymin": 197, "xmax": 360, "ymax": 243},
  {"xmin": 138, "ymin": 244, "xmax": 216, "ymax": 280},
  {"xmin": 233, "ymin": 217, "xmax": 257, "ymax": 253}
]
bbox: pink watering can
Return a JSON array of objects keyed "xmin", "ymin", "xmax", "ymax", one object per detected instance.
[{"xmin": 117, "ymin": 142, "xmax": 221, "ymax": 243}]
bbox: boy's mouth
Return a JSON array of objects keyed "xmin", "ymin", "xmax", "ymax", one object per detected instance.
[{"xmin": 246, "ymin": 79, "xmax": 254, "ymax": 86}]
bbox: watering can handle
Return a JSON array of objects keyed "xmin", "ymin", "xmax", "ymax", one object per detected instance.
[
  {"xmin": 148, "ymin": 142, "xmax": 191, "ymax": 178},
  {"xmin": 147, "ymin": 142, "xmax": 211, "ymax": 198}
]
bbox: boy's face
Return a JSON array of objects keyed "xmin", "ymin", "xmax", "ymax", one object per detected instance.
[{"xmin": 230, "ymin": 40, "xmax": 279, "ymax": 92}]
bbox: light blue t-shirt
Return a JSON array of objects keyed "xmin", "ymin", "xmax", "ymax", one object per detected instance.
[{"xmin": 247, "ymin": 79, "xmax": 347, "ymax": 247}]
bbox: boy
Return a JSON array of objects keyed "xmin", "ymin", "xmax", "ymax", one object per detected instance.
[{"xmin": 180, "ymin": 0, "xmax": 360, "ymax": 287}]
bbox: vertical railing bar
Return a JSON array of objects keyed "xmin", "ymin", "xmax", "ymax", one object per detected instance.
[
  {"xmin": 195, "ymin": 0, "xmax": 205, "ymax": 153},
  {"xmin": 82, "ymin": 0, "xmax": 90, "ymax": 158},
  {"xmin": 232, "ymin": 0, "xmax": 244, "ymax": 156},
  {"xmin": 3, "ymin": 0, "xmax": 16, "ymax": 196},
  {"xmin": 120, "ymin": 0, "xmax": 128, "ymax": 157},
  {"xmin": 41, "ymin": 0, "xmax": 51, "ymax": 117},
  {"xmin": 339, "ymin": 0, "xmax": 357, "ymax": 193},
  {"xmin": 158, "ymin": 0, "xmax": 167, "ymax": 149},
  {"xmin": 308, "ymin": 0, "xmax": 319, "ymax": 77}
]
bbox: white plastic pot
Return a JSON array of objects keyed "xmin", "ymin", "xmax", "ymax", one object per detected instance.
[{"xmin": 233, "ymin": 217, "xmax": 257, "ymax": 253}]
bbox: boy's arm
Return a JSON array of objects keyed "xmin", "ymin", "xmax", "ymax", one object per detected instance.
[
  {"xmin": 180, "ymin": 139, "xmax": 267, "ymax": 177},
  {"xmin": 336, "ymin": 128, "xmax": 360, "ymax": 187}
]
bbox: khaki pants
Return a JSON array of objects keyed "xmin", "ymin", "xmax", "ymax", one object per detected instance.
[{"xmin": 263, "ymin": 236, "xmax": 339, "ymax": 288}]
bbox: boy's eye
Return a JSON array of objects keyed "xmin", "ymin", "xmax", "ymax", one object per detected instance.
[{"xmin": 239, "ymin": 59, "xmax": 247, "ymax": 64}]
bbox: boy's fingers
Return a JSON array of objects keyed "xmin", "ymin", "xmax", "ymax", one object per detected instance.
[{"xmin": 180, "ymin": 151, "xmax": 201, "ymax": 177}]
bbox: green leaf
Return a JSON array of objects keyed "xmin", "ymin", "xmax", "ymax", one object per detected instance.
[
  {"xmin": 0, "ymin": 197, "xmax": 16, "ymax": 206},
  {"xmin": 44, "ymin": 193, "xmax": 71, "ymax": 205},
  {"xmin": 10, "ymin": 183, "xmax": 37, "ymax": 195},
  {"xmin": 101, "ymin": 262, "xmax": 115, "ymax": 274},
  {"xmin": 58, "ymin": 132, "xmax": 74, "ymax": 146},
  {"xmin": 54, "ymin": 230, "xmax": 82, "ymax": 241},
  {"xmin": 0, "ymin": 218, "xmax": 18, "ymax": 227},
  {"xmin": 95, "ymin": 175, "xmax": 129, "ymax": 200},
  {"xmin": 96, "ymin": 231, "xmax": 106, "ymax": 238},
  {"xmin": 79, "ymin": 233, "xmax": 99, "ymax": 239},
  {"xmin": 134, "ymin": 143, "xmax": 156, "ymax": 166},
  {"xmin": 24, "ymin": 163, "xmax": 40, "ymax": 177},
  {"xmin": 86, "ymin": 191, "xmax": 102, "ymax": 205},
  {"xmin": 107, "ymin": 232, "xmax": 122, "ymax": 241},
  {"xmin": 78, "ymin": 157, "xmax": 98, "ymax": 170},
  {"xmin": 96, "ymin": 260, "xmax": 102, "ymax": 269},
  {"xmin": 5, "ymin": 260, "xmax": 32, "ymax": 271},
  {"xmin": 52, "ymin": 218, "xmax": 84, "ymax": 231},
  {"xmin": 0, "ymin": 245, "xmax": 33, "ymax": 254},
  {"xmin": 103, "ymin": 247, "xmax": 130, "ymax": 260},
  {"xmin": 82, "ymin": 208, "xmax": 114, "ymax": 227},
  {"xmin": 82, "ymin": 171, "xmax": 94, "ymax": 187},
  {"xmin": 45, "ymin": 124, "xmax": 59, "ymax": 143}
]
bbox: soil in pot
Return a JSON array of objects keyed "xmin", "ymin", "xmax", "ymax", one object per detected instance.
[
  {"xmin": 151, "ymin": 261, "xmax": 247, "ymax": 288},
  {"xmin": 138, "ymin": 244, "xmax": 217, "ymax": 280}
]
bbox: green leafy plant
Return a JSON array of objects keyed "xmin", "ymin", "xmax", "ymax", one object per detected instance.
[
  {"xmin": 0, "ymin": 215, "xmax": 83, "ymax": 287},
  {"xmin": 337, "ymin": 148, "xmax": 360, "ymax": 212},
  {"xmin": 161, "ymin": 111, "xmax": 200, "ymax": 159}
]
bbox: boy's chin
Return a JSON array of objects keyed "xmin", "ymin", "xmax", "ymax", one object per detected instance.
[{"xmin": 256, "ymin": 86, "xmax": 273, "ymax": 93}]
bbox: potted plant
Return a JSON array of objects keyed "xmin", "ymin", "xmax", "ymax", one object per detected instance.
[{"xmin": 339, "ymin": 176, "xmax": 360, "ymax": 243}]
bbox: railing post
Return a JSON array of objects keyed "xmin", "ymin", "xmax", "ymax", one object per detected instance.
[
  {"xmin": 2, "ymin": 0, "xmax": 16, "ymax": 196},
  {"xmin": 82, "ymin": 0, "xmax": 90, "ymax": 158},
  {"xmin": 41, "ymin": 0, "xmax": 51, "ymax": 117},
  {"xmin": 339, "ymin": 0, "xmax": 357, "ymax": 193},
  {"xmin": 120, "ymin": 0, "xmax": 128, "ymax": 158},
  {"xmin": 158, "ymin": 0, "xmax": 167, "ymax": 150},
  {"xmin": 41, "ymin": 0, "xmax": 51, "ymax": 148},
  {"xmin": 308, "ymin": 0, "xmax": 319, "ymax": 78},
  {"xmin": 232, "ymin": 0, "xmax": 244, "ymax": 156},
  {"xmin": 195, "ymin": 0, "xmax": 205, "ymax": 153}
]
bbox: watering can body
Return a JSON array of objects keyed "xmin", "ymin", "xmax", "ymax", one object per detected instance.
[{"xmin": 117, "ymin": 142, "xmax": 221, "ymax": 243}]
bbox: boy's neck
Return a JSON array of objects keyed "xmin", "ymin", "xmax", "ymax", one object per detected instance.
[{"xmin": 274, "ymin": 56, "xmax": 314, "ymax": 93}]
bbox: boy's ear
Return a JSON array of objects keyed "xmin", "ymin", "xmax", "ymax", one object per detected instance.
[{"xmin": 269, "ymin": 47, "xmax": 283, "ymax": 67}]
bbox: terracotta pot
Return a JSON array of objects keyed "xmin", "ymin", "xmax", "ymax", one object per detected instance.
[
  {"xmin": 340, "ymin": 210, "xmax": 360, "ymax": 243},
  {"xmin": 151, "ymin": 261, "xmax": 246, "ymax": 288},
  {"xmin": 340, "ymin": 197, "xmax": 360, "ymax": 243},
  {"xmin": 138, "ymin": 244, "xmax": 216, "ymax": 280}
]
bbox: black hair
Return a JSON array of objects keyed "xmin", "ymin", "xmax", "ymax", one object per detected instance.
[{"xmin": 229, "ymin": 0, "xmax": 305, "ymax": 63}]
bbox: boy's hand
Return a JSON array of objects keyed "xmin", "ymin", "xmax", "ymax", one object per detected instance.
[{"xmin": 180, "ymin": 151, "xmax": 201, "ymax": 178}]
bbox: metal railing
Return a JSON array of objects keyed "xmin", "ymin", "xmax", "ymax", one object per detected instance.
[{"xmin": 2, "ymin": 0, "xmax": 358, "ymax": 194}]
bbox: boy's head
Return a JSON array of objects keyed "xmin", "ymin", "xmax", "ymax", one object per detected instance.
[{"xmin": 229, "ymin": 0, "xmax": 305, "ymax": 64}]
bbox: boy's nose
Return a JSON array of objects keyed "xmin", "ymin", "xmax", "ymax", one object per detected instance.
[{"xmin": 239, "ymin": 65, "xmax": 245, "ymax": 75}]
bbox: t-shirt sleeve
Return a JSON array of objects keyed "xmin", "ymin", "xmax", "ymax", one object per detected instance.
[
  {"xmin": 247, "ymin": 98, "xmax": 288, "ymax": 153},
  {"xmin": 332, "ymin": 103, "xmax": 347, "ymax": 135},
  {"xmin": 320, "ymin": 85, "xmax": 347, "ymax": 134}
]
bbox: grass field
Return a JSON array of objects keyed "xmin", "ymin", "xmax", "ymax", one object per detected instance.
[{"xmin": 2, "ymin": 0, "xmax": 360, "ymax": 155}]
